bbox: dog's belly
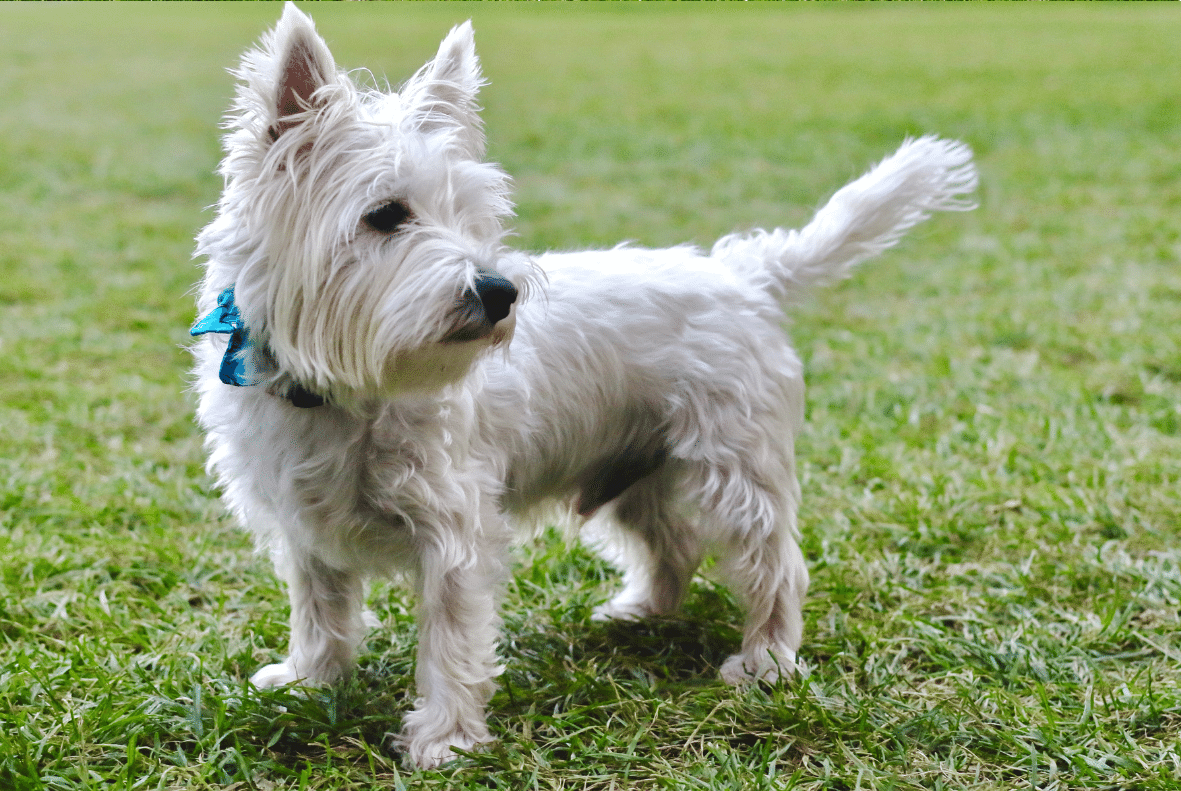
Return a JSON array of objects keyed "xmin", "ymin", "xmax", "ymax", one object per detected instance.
[
  {"xmin": 573, "ymin": 438, "xmax": 668, "ymax": 516},
  {"xmin": 498, "ymin": 406, "xmax": 670, "ymax": 517}
]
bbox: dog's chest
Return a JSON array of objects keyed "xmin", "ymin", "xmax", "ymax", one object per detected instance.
[
  {"xmin": 279, "ymin": 402, "xmax": 465, "ymax": 550},
  {"xmin": 348, "ymin": 401, "xmax": 490, "ymax": 533}
]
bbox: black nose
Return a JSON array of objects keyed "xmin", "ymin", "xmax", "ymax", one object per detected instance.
[{"xmin": 473, "ymin": 271, "xmax": 518, "ymax": 325}]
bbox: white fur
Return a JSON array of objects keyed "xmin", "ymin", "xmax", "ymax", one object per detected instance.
[{"xmin": 192, "ymin": 4, "xmax": 976, "ymax": 769}]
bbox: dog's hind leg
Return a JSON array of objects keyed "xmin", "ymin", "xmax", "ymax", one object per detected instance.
[
  {"xmin": 716, "ymin": 521, "xmax": 809, "ymax": 684},
  {"xmin": 251, "ymin": 551, "xmax": 367, "ymax": 688},
  {"xmin": 590, "ymin": 466, "xmax": 702, "ymax": 621},
  {"xmin": 691, "ymin": 458, "xmax": 810, "ymax": 684}
]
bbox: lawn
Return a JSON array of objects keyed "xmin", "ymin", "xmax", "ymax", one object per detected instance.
[{"xmin": 2, "ymin": 4, "xmax": 1180, "ymax": 789}]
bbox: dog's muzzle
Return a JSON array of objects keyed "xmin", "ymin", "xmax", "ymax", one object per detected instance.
[{"xmin": 444, "ymin": 268, "xmax": 518, "ymax": 343}]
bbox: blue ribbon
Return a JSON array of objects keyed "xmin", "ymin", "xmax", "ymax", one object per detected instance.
[
  {"xmin": 190, "ymin": 286, "xmax": 260, "ymax": 387},
  {"xmin": 191, "ymin": 286, "xmax": 325, "ymax": 408}
]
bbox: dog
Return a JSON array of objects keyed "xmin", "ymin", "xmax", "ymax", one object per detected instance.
[{"xmin": 191, "ymin": 4, "xmax": 976, "ymax": 769}]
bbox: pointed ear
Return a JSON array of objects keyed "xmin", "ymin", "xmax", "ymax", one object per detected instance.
[
  {"xmin": 267, "ymin": 3, "xmax": 337, "ymax": 140},
  {"xmin": 404, "ymin": 21, "xmax": 486, "ymax": 159}
]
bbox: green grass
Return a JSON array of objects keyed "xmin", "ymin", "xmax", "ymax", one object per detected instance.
[{"xmin": 2, "ymin": 4, "xmax": 1180, "ymax": 789}]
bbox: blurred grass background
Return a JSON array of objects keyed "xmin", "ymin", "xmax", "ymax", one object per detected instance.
[{"xmin": 1, "ymin": 4, "xmax": 1180, "ymax": 789}]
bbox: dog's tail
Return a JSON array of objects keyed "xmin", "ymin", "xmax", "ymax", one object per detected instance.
[{"xmin": 710, "ymin": 136, "xmax": 976, "ymax": 303}]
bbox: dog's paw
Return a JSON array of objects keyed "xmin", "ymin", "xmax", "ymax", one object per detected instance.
[
  {"xmin": 591, "ymin": 598, "xmax": 654, "ymax": 622},
  {"xmin": 250, "ymin": 661, "xmax": 304, "ymax": 689},
  {"xmin": 720, "ymin": 647, "xmax": 807, "ymax": 685},
  {"xmin": 403, "ymin": 729, "xmax": 492, "ymax": 770}
]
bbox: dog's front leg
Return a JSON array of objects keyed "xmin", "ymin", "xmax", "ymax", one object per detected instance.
[
  {"xmin": 399, "ymin": 522, "xmax": 506, "ymax": 769},
  {"xmin": 252, "ymin": 551, "xmax": 366, "ymax": 688}
]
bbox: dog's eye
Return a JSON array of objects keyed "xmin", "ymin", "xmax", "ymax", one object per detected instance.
[{"xmin": 364, "ymin": 200, "xmax": 412, "ymax": 234}]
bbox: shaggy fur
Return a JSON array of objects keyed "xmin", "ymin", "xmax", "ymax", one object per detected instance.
[{"xmin": 192, "ymin": 4, "xmax": 977, "ymax": 768}]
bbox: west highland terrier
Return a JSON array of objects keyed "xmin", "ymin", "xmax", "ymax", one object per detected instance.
[{"xmin": 192, "ymin": 5, "xmax": 977, "ymax": 768}]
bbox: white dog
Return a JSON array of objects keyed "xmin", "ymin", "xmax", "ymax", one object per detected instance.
[{"xmin": 192, "ymin": 4, "xmax": 976, "ymax": 769}]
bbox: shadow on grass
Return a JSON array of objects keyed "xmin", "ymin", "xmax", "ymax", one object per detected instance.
[
  {"xmin": 194, "ymin": 587, "xmax": 745, "ymax": 777},
  {"xmin": 500, "ymin": 582, "xmax": 745, "ymax": 698}
]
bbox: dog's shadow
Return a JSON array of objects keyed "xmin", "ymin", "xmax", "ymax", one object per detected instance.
[
  {"xmin": 498, "ymin": 583, "xmax": 744, "ymax": 702},
  {"xmin": 238, "ymin": 585, "xmax": 744, "ymax": 769}
]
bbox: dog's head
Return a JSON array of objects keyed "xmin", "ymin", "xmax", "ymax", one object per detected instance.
[{"xmin": 197, "ymin": 4, "xmax": 536, "ymax": 401}]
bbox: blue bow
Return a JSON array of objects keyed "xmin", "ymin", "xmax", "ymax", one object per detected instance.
[
  {"xmin": 190, "ymin": 286, "xmax": 262, "ymax": 387},
  {"xmin": 191, "ymin": 286, "xmax": 325, "ymax": 408}
]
